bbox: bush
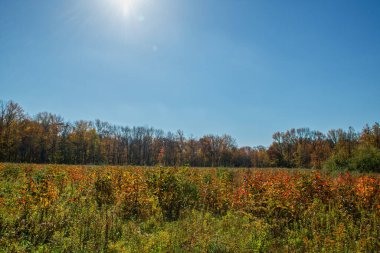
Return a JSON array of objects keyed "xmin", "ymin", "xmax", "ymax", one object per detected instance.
[
  {"xmin": 349, "ymin": 145, "xmax": 380, "ymax": 172},
  {"xmin": 94, "ymin": 174, "xmax": 115, "ymax": 208},
  {"xmin": 323, "ymin": 150, "xmax": 350, "ymax": 171},
  {"xmin": 148, "ymin": 168, "xmax": 199, "ymax": 221},
  {"xmin": 324, "ymin": 145, "xmax": 380, "ymax": 173}
]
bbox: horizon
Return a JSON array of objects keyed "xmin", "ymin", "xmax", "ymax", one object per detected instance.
[{"xmin": 1, "ymin": 0, "xmax": 380, "ymax": 146}]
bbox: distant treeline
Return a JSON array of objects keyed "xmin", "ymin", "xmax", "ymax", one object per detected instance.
[{"xmin": 0, "ymin": 100, "xmax": 379, "ymax": 171}]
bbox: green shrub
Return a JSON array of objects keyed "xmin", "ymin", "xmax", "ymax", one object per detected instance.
[
  {"xmin": 323, "ymin": 144, "xmax": 380, "ymax": 173},
  {"xmin": 349, "ymin": 145, "xmax": 380, "ymax": 172},
  {"xmin": 94, "ymin": 174, "xmax": 115, "ymax": 208},
  {"xmin": 148, "ymin": 168, "xmax": 199, "ymax": 221},
  {"xmin": 323, "ymin": 150, "xmax": 350, "ymax": 171}
]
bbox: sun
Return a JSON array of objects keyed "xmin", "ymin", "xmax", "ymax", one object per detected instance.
[{"xmin": 110, "ymin": 0, "xmax": 139, "ymax": 17}]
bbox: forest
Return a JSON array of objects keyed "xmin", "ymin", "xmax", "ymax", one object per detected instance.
[{"xmin": 0, "ymin": 100, "xmax": 379, "ymax": 171}]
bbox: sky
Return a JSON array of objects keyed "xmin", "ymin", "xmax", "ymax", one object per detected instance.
[{"xmin": 0, "ymin": 0, "xmax": 379, "ymax": 146}]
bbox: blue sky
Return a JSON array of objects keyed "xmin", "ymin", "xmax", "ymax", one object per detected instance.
[{"xmin": 1, "ymin": 0, "xmax": 379, "ymax": 146}]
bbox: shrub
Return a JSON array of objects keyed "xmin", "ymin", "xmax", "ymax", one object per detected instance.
[
  {"xmin": 94, "ymin": 174, "xmax": 115, "ymax": 208},
  {"xmin": 148, "ymin": 168, "xmax": 199, "ymax": 221},
  {"xmin": 323, "ymin": 150, "xmax": 350, "ymax": 171},
  {"xmin": 349, "ymin": 145, "xmax": 380, "ymax": 172}
]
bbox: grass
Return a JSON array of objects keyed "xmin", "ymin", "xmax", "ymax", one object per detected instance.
[{"xmin": 0, "ymin": 163, "xmax": 379, "ymax": 252}]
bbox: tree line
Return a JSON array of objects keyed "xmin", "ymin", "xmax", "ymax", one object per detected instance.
[{"xmin": 0, "ymin": 100, "xmax": 379, "ymax": 171}]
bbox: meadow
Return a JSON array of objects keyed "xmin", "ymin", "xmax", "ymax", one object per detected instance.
[{"xmin": 0, "ymin": 163, "xmax": 379, "ymax": 252}]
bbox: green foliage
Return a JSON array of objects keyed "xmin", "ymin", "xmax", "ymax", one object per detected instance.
[
  {"xmin": 148, "ymin": 168, "xmax": 199, "ymax": 221},
  {"xmin": 324, "ymin": 145, "xmax": 380, "ymax": 172},
  {"xmin": 207, "ymin": 241, "xmax": 231, "ymax": 253},
  {"xmin": 94, "ymin": 174, "xmax": 115, "ymax": 208},
  {"xmin": 349, "ymin": 145, "xmax": 380, "ymax": 172},
  {"xmin": 323, "ymin": 149, "xmax": 350, "ymax": 171}
]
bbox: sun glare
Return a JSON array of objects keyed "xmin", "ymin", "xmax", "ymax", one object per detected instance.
[{"xmin": 110, "ymin": 0, "xmax": 139, "ymax": 17}]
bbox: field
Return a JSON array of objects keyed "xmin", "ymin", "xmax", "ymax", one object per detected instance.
[{"xmin": 0, "ymin": 164, "xmax": 379, "ymax": 252}]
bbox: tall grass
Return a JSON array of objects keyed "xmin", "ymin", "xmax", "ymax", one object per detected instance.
[{"xmin": 0, "ymin": 163, "xmax": 379, "ymax": 252}]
